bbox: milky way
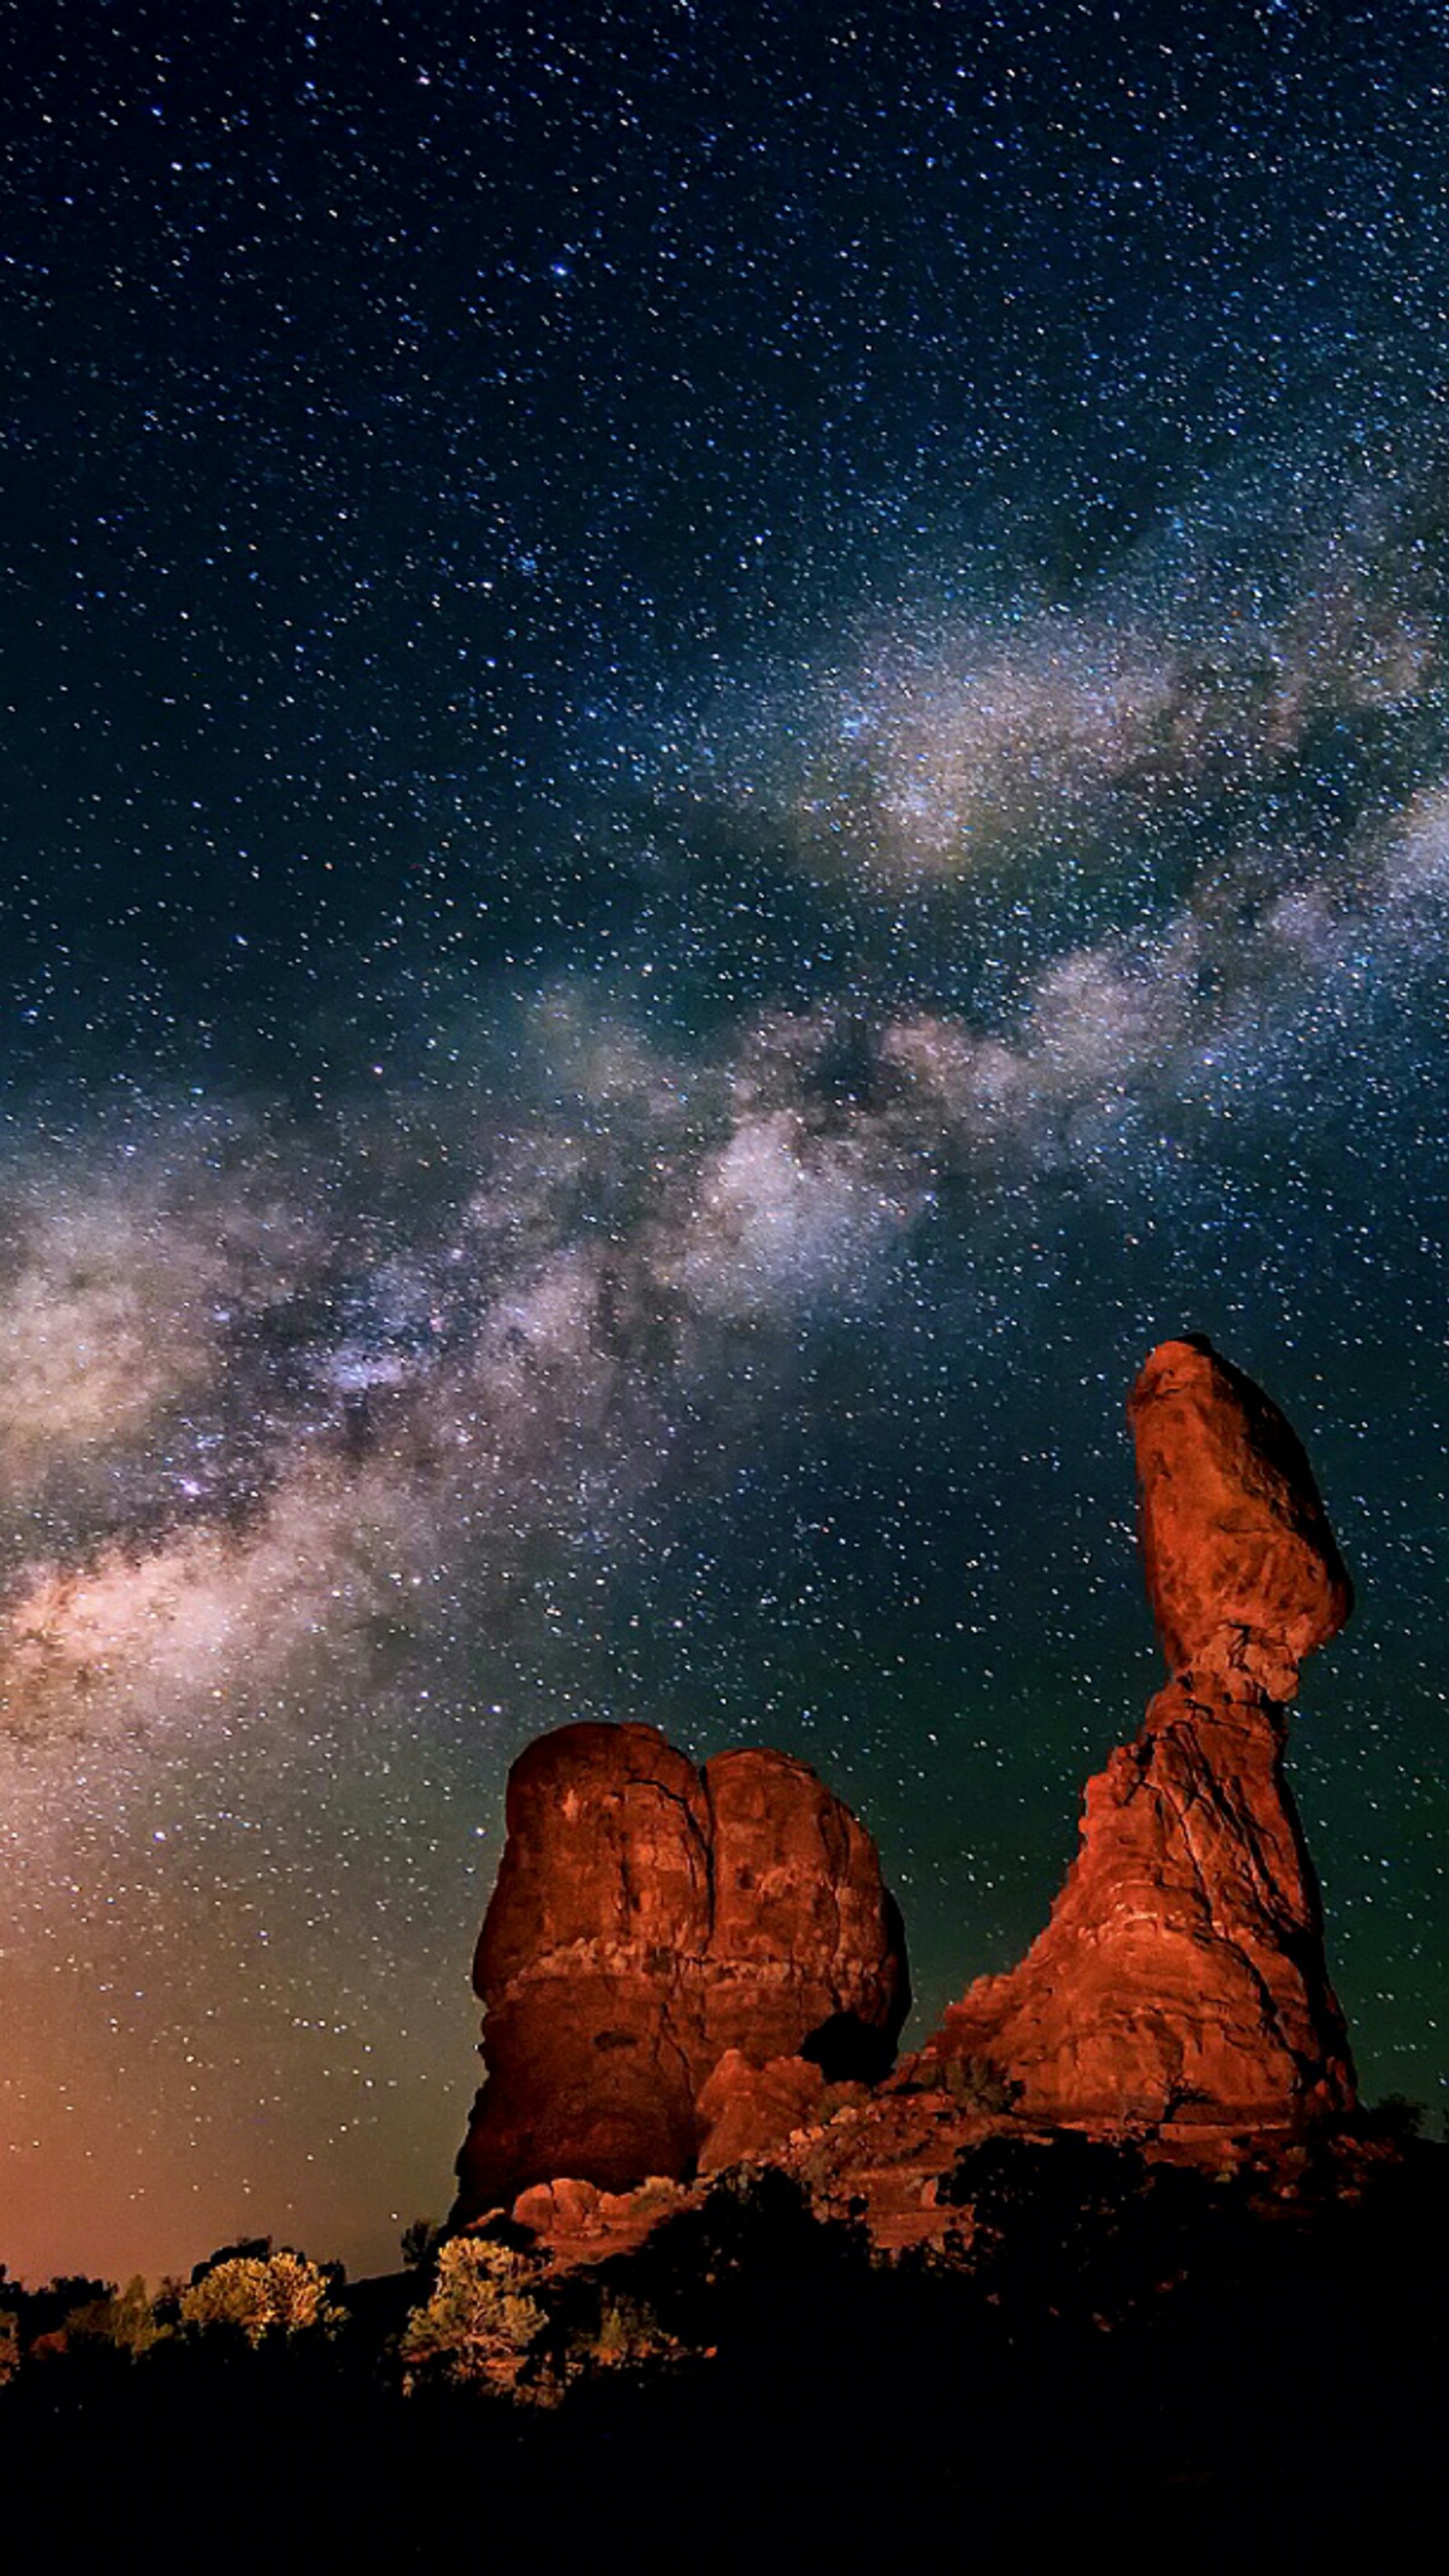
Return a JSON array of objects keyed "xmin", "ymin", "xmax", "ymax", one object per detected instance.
[{"xmin": 3, "ymin": 2, "xmax": 1447, "ymax": 2283}]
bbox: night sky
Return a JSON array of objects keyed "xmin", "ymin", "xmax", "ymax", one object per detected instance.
[{"xmin": 3, "ymin": 0, "xmax": 1447, "ymax": 2287}]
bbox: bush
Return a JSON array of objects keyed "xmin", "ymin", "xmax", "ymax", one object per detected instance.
[
  {"xmin": 571, "ymin": 2291, "xmax": 680, "ymax": 2376},
  {"xmin": 399, "ymin": 2236, "xmax": 547, "ymax": 2393},
  {"xmin": 178, "ymin": 2251, "xmax": 341, "ymax": 2347},
  {"xmin": 65, "ymin": 2276, "xmax": 168, "ymax": 2357},
  {"xmin": 400, "ymin": 2218, "xmax": 446, "ymax": 2273},
  {"xmin": 943, "ymin": 2055, "xmax": 1022, "ymax": 2115}
]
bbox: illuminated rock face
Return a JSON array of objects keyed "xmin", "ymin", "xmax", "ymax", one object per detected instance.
[
  {"xmin": 936, "ymin": 1336, "xmax": 1356, "ymax": 2129},
  {"xmin": 454, "ymin": 1336, "xmax": 1358, "ymax": 2235},
  {"xmin": 1128, "ymin": 1335, "xmax": 1353, "ymax": 1689},
  {"xmin": 453, "ymin": 1723, "xmax": 908, "ymax": 2217}
]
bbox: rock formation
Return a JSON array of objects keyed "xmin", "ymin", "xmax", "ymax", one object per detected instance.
[
  {"xmin": 450, "ymin": 1333, "xmax": 1361, "ymax": 2262},
  {"xmin": 453, "ymin": 1722, "xmax": 908, "ymax": 2218},
  {"xmin": 1129, "ymin": 1334, "xmax": 1351, "ymax": 1691},
  {"xmin": 933, "ymin": 1334, "xmax": 1356, "ymax": 2129}
]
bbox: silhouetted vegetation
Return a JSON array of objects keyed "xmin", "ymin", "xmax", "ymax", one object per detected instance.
[
  {"xmin": 3, "ymin": 2126, "xmax": 1444, "ymax": 2567},
  {"xmin": 398, "ymin": 2216, "xmax": 446, "ymax": 2273}
]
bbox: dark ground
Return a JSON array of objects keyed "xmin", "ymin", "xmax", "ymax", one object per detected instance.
[{"xmin": 3, "ymin": 2128, "xmax": 1444, "ymax": 2570}]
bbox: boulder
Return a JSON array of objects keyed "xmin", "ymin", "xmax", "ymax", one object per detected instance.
[
  {"xmin": 695, "ymin": 2051, "xmax": 829, "ymax": 2172},
  {"xmin": 1128, "ymin": 1333, "xmax": 1352, "ymax": 1685},
  {"xmin": 454, "ymin": 1724, "xmax": 908, "ymax": 2218}
]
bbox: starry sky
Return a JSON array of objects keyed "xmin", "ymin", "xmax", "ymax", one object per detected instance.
[{"xmin": 3, "ymin": 0, "xmax": 1447, "ymax": 2286}]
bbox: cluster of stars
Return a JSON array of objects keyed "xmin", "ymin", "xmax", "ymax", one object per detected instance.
[{"xmin": 3, "ymin": 2, "xmax": 1449, "ymax": 2284}]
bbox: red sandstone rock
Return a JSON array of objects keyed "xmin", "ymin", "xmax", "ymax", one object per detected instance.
[
  {"xmin": 1128, "ymin": 1334, "xmax": 1352, "ymax": 1685},
  {"xmin": 454, "ymin": 1723, "xmax": 908, "ymax": 2219},
  {"xmin": 455, "ymin": 1724, "xmax": 710, "ymax": 2211},
  {"xmin": 455, "ymin": 1334, "xmax": 1359, "ymax": 2252},
  {"xmin": 704, "ymin": 1748, "xmax": 908, "ymax": 2072},
  {"xmin": 934, "ymin": 1334, "xmax": 1356, "ymax": 2131},
  {"xmin": 504, "ymin": 2173, "xmax": 692, "ymax": 2269},
  {"xmin": 695, "ymin": 2050, "xmax": 828, "ymax": 2172},
  {"xmin": 936, "ymin": 1670, "xmax": 1355, "ymax": 2124},
  {"xmin": 474, "ymin": 1721, "xmax": 712, "ymax": 1994}
]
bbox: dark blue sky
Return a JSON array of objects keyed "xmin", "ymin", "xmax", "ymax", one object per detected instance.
[{"xmin": 3, "ymin": 0, "xmax": 1446, "ymax": 2283}]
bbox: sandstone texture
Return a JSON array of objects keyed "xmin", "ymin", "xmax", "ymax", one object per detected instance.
[
  {"xmin": 933, "ymin": 1333, "xmax": 1356, "ymax": 2130},
  {"xmin": 454, "ymin": 1723, "xmax": 908, "ymax": 2218},
  {"xmin": 1128, "ymin": 1334, "xmax": 1352, "ymax": 1687},
  {"xmin": 696, "ymin": 2051, "xmax": 823, "ymax": 2173},
  {"xmin": 453, "ymin": 1333, "xmax": 1361, "ymax": 2262}
]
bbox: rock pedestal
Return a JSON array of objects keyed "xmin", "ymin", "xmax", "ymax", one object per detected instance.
[{"xmin": 934, "ymin": 1335, "xmax": 1356, "ymax": 2129}]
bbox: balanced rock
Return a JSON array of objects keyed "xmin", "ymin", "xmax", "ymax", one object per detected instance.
[
  {"xmin": 935, "ymin": 1335, "xmax": 1355, "ymax": 2130},
  {"xmin": 454, "ymin": 1723, "xmax": 908, "ymax": 2217},
  {"xmin": 1129, "ymin": 1334, "xmax": 1352, "ymax": 1687}
]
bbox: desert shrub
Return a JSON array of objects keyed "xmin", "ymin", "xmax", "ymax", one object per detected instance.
[
  {"xmin": 399, "ymin": 2236, "xmax": 547, "ymax": 2393},
  {"xmin": 399, "ymin": 2217, "xmax": 446, "ymax": 2273},
  {"xmin": 564, "ymin": 2290, "xmax": 683, "ymax": 2379},
  {"xmin": 179, "ymin": 2250, "xmax": 340, "ymax": 2347},
  {"xmin": 936, "ymin": 2129, "xmax": 1246, "ymax": 2332},
  {"xmin": 629, "ymin": 2177, "xmax": 688, "ymax": 2219},
  {"xmin": 187, "ymin": 2235, "xmax": 273, "ymax": 2284},
  {"xmin": 1358, "ymin": 2093, "xmax": 1427, "ymax": 2146},
  {"xmin": 65, "ymin": 2275, "xmax": 168, "ymax": 2357},
  {"xmin": 943, "ymin": 2055, "xmax": 1022, "ymax": 2114},
  {"xmin": 604, "ymin": 2164, "xmax": 873, "ymax": 2371}
]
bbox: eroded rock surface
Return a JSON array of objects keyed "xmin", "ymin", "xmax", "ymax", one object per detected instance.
[
  {"xmin": 453, "ymin": 1333, "xmax": 1360, "ymax": 2259},
  {"xmin": 454, "ymin": 1724, "xmax": 908, "ymax": 2218},
  {"xmin": 704, "ymin": 1746, "xmax": 907, "ymax": 2078},
  {"xmin": 1128, "ymin": 1334, "xmax": 1352, "ymax": 1685},
  {"xmin": 933, "ymin": 1334, "xmax": 1356, "ymax": 2129}
]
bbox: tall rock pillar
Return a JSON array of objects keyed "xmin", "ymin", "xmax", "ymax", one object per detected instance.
[
  {"xmin": 454, "ymin": 1722, "xmax": 909, "ymax": 2218},
  {"xmin": 936, "ymin": 1334, "xmax": 1356, "ymax": 2130}
]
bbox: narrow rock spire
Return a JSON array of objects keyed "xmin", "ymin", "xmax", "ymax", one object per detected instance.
[{"xmin": 935, "ymin": 1335, "xmax": 1355, "ymax": 2130}]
